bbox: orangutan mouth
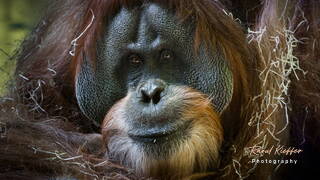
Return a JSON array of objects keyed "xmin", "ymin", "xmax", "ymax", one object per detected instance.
[{"xmin": 127, "ymin": 120, "xmax": 191, "ymax": 144}]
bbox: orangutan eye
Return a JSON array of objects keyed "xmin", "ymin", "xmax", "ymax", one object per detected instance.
[
  {"xmin": 128, "ymin": 54, "xmax": 143, "ymax": 64},
  {"xmin": 160, "ymin": 50, "xmax": 174, "ymax": 61}
]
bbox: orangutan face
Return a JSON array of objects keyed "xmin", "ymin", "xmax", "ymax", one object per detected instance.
[{"xmin": 76, "ymin": 3, "xmax": 232, "ymax": 178}]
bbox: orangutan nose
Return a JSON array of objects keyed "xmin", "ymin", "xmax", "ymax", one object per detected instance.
[{"xmin": 138, "ymin": 79, "xmax": 167, "ymax": 104}]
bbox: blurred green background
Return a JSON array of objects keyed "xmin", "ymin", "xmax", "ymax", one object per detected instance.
[{"xmin": 0, "ymin": 0, "xmax": 48, "ymax": 94}]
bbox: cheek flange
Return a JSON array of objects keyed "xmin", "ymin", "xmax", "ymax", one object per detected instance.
[
  {"xmin": 209, "ymin": 57, "xmax": 234, "ymax": 114},
  {"xmin": 75, "ymin": 55, "xmax": 125, "ymax": 123},
  {"xmin": 186, "ymin": 48, "xmax": 234, "ymax": 114},
  {"xmin": 75, "ymin": 56, "xmax": 102, "ymax": 123}
]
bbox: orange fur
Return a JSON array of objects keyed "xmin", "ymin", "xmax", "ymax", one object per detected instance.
[{"xmin": 102, "ymin": 87, "xmax": 223, "ymax": 179}]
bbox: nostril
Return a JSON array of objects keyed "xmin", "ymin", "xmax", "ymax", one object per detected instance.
[
  {"xmin": 141, "ymin": 89, "xmax": 151, "ymax": 103},
  {"xmin": 152, "ymin": 88, "xmax": 162, "ymax": 104}
]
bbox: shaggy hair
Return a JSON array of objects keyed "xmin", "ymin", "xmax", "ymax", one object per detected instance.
[{"xmin": 0, "ymin": 0, "xmax": 319, "ymax": 179}]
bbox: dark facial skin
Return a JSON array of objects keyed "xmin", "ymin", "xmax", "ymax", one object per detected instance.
[{"xmin": 76, "ymin": 3, "xmax": 233, "ymax": 132}]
